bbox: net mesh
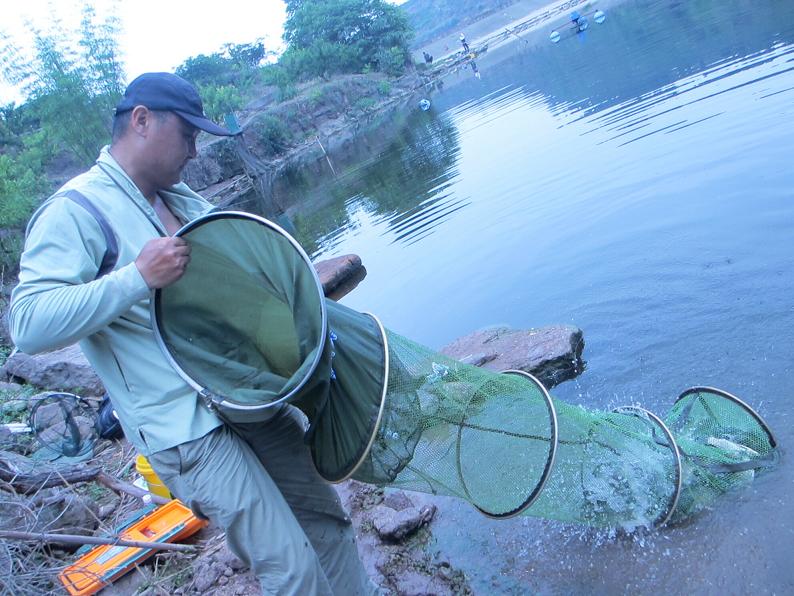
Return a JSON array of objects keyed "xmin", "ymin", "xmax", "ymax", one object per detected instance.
[
  {"xmin": 28, "ymin": 393, "xmax": 99, "ymax": 459},
  {"xmin": 352, "ymin": 331, "xmax": 555, "ymax": 518},
  {"xmin": 152, "ymin": 212, "xmax": 779, "ymax": 530},
  {"xmin": 663, "ymin": 388, "xmax": 777, "ymax": 524},
  {"xmin": 349, "ymin": 333, "xmax": 777, "ymax": 528}
]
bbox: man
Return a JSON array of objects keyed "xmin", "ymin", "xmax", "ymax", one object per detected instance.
[
  {"xmin": 459, "ymin": 32, "xmax": 470, "ymax": 54},
  {"xmin": 10, "ymin": 72, "xmax": 375, "ymax": 595}
]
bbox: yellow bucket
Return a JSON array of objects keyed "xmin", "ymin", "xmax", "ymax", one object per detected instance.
[{"xmin": 135, "ymin": 455, "xmax": 172, "ymax": 499}]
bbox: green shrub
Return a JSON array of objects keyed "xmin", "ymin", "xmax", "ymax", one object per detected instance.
[
  {"xmin": 377, "ymin": 80, "xmax": 392, "ymax": 96},
  {"xmin": 374, "ymin": 46, "xmax": 409, "ymax": 77},
  {"xmin": 254, "ymin": 115, "xmax": 291, "ymax": 156},
  {"xmin": 0, "ymin": 229, "xmax": 25, "ymax": 279},
  {"xmin": 354, "ymin": 97, "xmax": 377, "ymax": 112},
  {"xmin": 199, "ymin": 84, "xmax": 244, "ymax": 122}
]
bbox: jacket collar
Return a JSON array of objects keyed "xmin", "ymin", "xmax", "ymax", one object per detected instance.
[{"xmin": 96, "ymin": 146, "xmax": 211, "ymax": 235}]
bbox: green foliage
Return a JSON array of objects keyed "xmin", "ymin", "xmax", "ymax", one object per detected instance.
[
  {"xmin": 253, "ymin": 115, "xmax": 292, "ymax": 157},
  {"xmin": 176, "ymin": 53, "xmax": 230, "ymax": 86},
  {"xmin": 176, "ymin": 40, "xmax": 268, "ymax": 87},
  {"xmin": 198, "ymin": 84, "xmax": 244, "ymax": 122},
  {"xmin": 0, "ymin": 384, "xmax": 36, "ymax": 424},
  {"xmin": 0, "ymin": 129, "xmax": 52, "ymax": 275},
  {"xmin": 0, "ymin": 102, "xmax": 38, "ymax": 146},
  {"xmin": 0, "ymin": 230, "xmax": 24, "ymax": 279},
  {"xmin": 0, "ymin": 130, "xmax": 51, "ymax": 227},
  {"xmin": 354, "ymin": 97, "xmax": 377, "ymax": 112},
  {"xmin": 282, "ymin": 0, "xmax": 413, "ymax": 80},
  {"xmin": 0, "ymin": 4, "xmax": 125, "ymax": 166},
  {"xmin": 377, "ymin": 80, "xmax": 392, "ymax": 96},
  {"xmin": 374, "ymin": 46, "xmax": 409, "ymax": 77}
]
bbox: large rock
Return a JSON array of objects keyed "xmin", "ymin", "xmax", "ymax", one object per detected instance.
[
  {"xmin": 440, "ymin": 324, "xmax": 585, "ymax": 388},
  {"xmin": 2, "ymin": 344, "xmax": 104, "ymax": 394},
  {"xmin": 372, "ymin": 503, "xmax": 437, "ymax": 541},
  {"xmin": 314, "ymin": 254, "xmax": 366, "ymax": 299}
]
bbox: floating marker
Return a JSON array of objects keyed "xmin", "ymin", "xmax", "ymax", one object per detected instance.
[
  {"xmin": 419, "ymin": 99, "xmax": 431, "ymax": 111},
  {"xmin": 594, "ymin": 10, "xmax": 606, "ymax": 24},
  {"xmin": 550, "ymin": 30, "xmax": 561, "ymax": 43},
  {"xmin": 577, "ymin": 16, "xmax": 589, "ymax": 31}
]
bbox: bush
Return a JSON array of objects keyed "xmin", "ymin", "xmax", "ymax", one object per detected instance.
[
  {"xmin": 374, "ymin": 46, "xmax": 409, "ymax": 77},
  {"xmin": 282, "ymin": 0, "xmax": 413, "ymax": 80},
  {"xmin": 199, "ymin": 84, "xmax": 244, "ymax": 122},
  {"xmin": 0, "ymin": 4, "xmax": 125, "ymax": 166},
  {"xmin": 354, "ymin": 97, "xmax": 377, "ymax": 112},
  {"xmin": 377, "ymin": 80, "xmax": 392, "ymax": 96},
  {"xmin": 253, "ymin": 115, "xmax": 291, "ymax": 157}
]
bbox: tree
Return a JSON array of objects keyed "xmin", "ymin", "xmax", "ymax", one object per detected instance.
[
  {"xmin": 0, "ymin": 4, "xmax": 125, "ymax": 166},
  {"xmin": 282, "ymin": 0, "xmax": 413, "ymax": 79},
  {"xmin": 176, "ymin": 40, "xmax": 269, "ymax": 87}
]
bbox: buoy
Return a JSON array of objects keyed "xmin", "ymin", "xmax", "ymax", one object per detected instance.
[
  {"xmin": 419, "ymin": 99, "xmax": 431, "ymax": 111},
  {"xmin": 550, "ymin": 30, "xmax": 561, "ymax": 43},
  {"xmin": 594, "ymin": 10, "xmax": 606, "ymax": 24}
]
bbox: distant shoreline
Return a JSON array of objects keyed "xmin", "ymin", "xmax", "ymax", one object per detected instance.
[{"xmin": 414, "ymin": 0, "xmax": 615, "ymax": 63}]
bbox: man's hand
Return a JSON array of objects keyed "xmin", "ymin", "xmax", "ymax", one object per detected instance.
[{"xmin": 135, "ymin": 237, "xmax": 191, "ymax": 289}]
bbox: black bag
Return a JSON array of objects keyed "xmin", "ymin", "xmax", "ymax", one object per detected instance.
[{"xmin": 97, "ymin": 394, "xmax": 124, "ymax": 440}]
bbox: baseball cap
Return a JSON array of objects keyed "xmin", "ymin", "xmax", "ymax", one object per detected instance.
[{"xmin": 115, "ymin": 72, "xmax": 239, "ymax": 136}]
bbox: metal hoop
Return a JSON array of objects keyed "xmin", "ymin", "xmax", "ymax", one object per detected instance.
[
  {"xmin": 612, "ymin": 405, "xmax": 682, "ymax": 527},
  {"xmin": 676, "ymin": 386, "xmax": 776, "ymax": 448},
  {"xmin": 455, "ymin": 369, "xmax": 558, "ymax": 519}
]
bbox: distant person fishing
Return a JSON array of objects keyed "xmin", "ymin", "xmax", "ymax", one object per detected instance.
[{"xmin": 459, "ymin": 32, "xmax": 470, "ymax": 53}]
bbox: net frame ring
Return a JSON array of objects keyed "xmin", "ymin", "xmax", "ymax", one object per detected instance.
[
  {"xmin": 675, "ymin": 386, "xmax": 777, "ymax": 449},
  {"xmin": 455, "ymin": 369, "xmax": 559, "ymax": 519},
  {"xmin": 150, "ymin": 211, "xmax": 329, "ymax": 414},
  {"xmin": 611, "ymin": 405, "xmax": 682, "ymax": 528},
  {"xmin": 319, "ymin": 310, "xmax": 391, "ymax": 484},
  {"xmin": 28, "ymin": 392, "xmax": 100, "ymax": 457}
]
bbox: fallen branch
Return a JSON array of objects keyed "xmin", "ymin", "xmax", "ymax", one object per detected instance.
[
  {"xmin": 0, "ymin": 450, "xmax": 170, "ymax": 505},
  {"xmin": 0, "ymin": 450, "xmax": 102, "ymax": 494},
  {"xmin": 96, "ymin": 472, "xmax": 170, "ymax": 506},
  {"xmin": 0, "ymin": 530, "xmax": 196, "ymax": 552}
]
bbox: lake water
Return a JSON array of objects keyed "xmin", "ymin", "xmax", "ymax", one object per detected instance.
[{"xmin": 265, "ymin": 0, "xmax": 794, "ymax": 592}]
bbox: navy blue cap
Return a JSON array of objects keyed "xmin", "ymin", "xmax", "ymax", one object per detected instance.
[{"xmin": 115, "ymin": 72, "xmax": 238, "ymax": 136}]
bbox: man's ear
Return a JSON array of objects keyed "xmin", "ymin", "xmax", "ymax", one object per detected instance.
[{"xmin": 129, "ymin": 105, "xmax": 152, "ymax": 137}]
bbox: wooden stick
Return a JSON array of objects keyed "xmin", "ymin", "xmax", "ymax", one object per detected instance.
[
  {"xmin": 0, "ymin": 530, "xmax": 195, "ymax": 552},
  {"xmin": 96, "ymin": 472, "xmax": 170, "ymax": 506},
  {"xmin": 0, "ymin": 451, "xmax": 170, "ymax": 505}
]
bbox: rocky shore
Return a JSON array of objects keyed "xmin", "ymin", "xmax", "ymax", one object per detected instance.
[
  {"xmin": 0, "ymin": 251, "xmax": 585, "ymax": 595},
  {"xmin": 0, "ymin": 2, "xmax": 598, "ymax": 591}
]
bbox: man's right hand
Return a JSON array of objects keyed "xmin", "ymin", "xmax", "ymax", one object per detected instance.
[{"xmin": 135, "ymin": 237, "xmax": 192, "ymax": 289}]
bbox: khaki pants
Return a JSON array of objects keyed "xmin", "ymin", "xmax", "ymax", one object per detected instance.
[{"xmin": 148, "ymin": 405, "xmax": 376, "ymax": 595}]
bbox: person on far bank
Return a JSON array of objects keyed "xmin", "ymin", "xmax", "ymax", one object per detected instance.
[
  {"xmin": 9, "ymin": 72, "xmax": 377, "ymax": 596},
  {"xmin": 460, "ymin": 32, "xmax": 470, "ymax": 53}
]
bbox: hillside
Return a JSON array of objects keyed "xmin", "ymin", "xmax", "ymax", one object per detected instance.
[{"xmin": 402, "ymin": 0, "xmax": 520, "ymax": 47}]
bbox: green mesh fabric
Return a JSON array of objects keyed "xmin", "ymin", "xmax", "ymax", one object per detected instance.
[
  {"xmin": 663, "ymin": 388, "xmax": 777, "ymax": 524},
  {"xmin": 351, "ymin": 331, "xmax": 556, "ymax": 518},
  {"xmin": 524, "ymin": 403, "xmax": 680, "ymax": 528},
  {"xmin": 154, "ymin": 214, "xmax": 330, "ymax": 422},
  {"xmin": 154, "ymin": 212, "xmax": 778, "ymax": 529},
  {"xmin": 307, "ymin": 300, "xmax": 388, "ymax": 482}
]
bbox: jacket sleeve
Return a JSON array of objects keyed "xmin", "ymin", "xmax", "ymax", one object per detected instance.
[{"xmin": 9, "ymin": 197, "xmax": 150, "ymax": 354}]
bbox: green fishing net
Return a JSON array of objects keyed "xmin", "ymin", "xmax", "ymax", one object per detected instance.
[{"xmin": 153, "ymin": 212, "xmax": 778, "ymax": 529}]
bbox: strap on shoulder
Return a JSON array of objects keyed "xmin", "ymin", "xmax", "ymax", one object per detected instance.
[{"xmin": 62, "ymin": 190, "xmax": 119, "ymax": 279}]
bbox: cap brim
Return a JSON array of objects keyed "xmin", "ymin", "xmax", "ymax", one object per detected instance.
[{"xmin": 175, "ymin": 110, "xmax": 239, "ymax": 136}]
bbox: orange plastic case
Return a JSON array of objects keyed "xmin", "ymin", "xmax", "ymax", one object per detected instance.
[{"xmin": 59, "ymin": 500, "xmax": 206, "ymax": 596}]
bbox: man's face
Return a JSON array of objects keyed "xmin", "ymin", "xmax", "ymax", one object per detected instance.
[{"xmin": 146, "ymin": 111, "xmax": 199, "ymax": 188}]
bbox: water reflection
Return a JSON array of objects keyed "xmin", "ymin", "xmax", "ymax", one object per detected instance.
[
  {"xmin": 280, "ymin": 110, "xmax": 468, "ymax": 257},
  {"xmin": 228, "ymin": 0, "xmax": 794, "ymax": 593}
]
